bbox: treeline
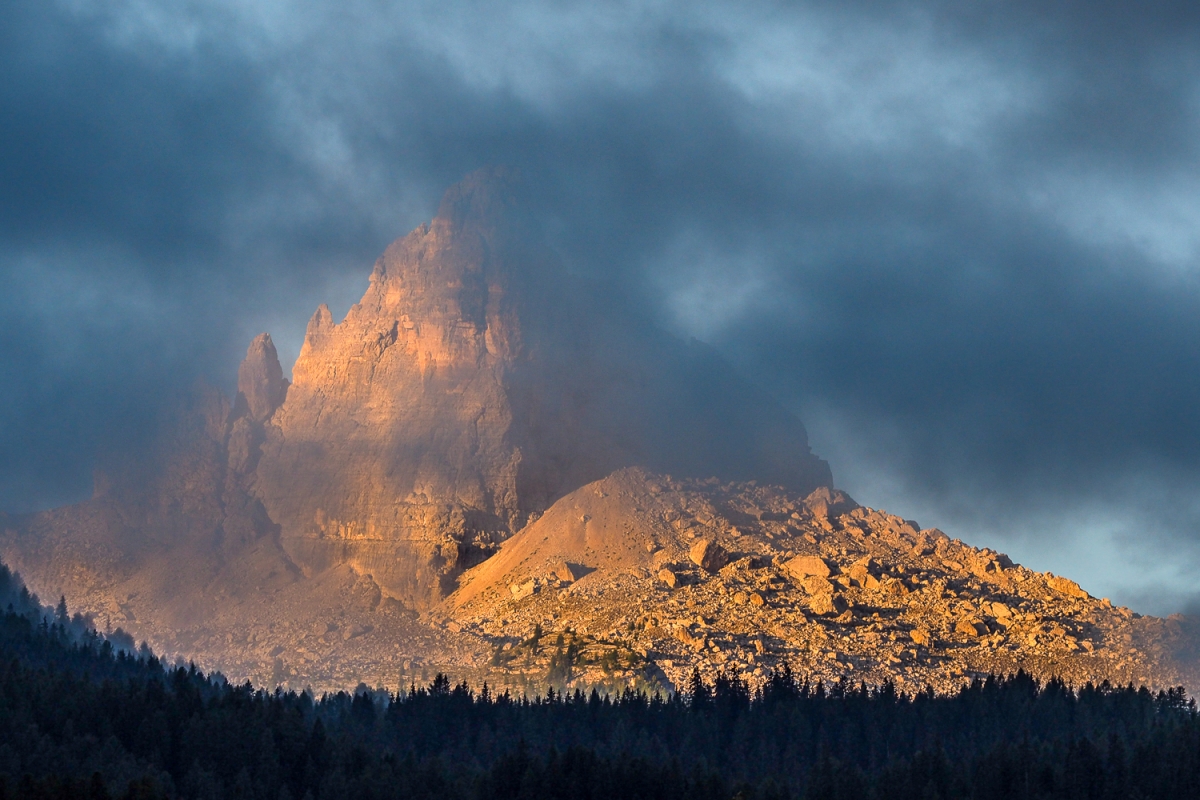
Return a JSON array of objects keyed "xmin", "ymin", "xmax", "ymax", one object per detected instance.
[{"xmin": 1, "ymin": 566, "xmax": 1200, "ymax": 798}]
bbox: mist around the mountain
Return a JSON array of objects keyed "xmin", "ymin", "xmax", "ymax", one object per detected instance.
[
  {"xmin": 0, "ymin": 560, "xmax": 138, "ymax": 654},
  {"xmin": 3, "ymin": 1, "xmax": 1200, "ymax": 612}
]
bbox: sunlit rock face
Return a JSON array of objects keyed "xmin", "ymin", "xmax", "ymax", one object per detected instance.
[{"xmin": 254, "ymin": 168, "xmax": 832, "ymax": 607}]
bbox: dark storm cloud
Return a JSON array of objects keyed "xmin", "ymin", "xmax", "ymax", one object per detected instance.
[
  {"xmin": 0, "ymin": 0, "xmax": 396, "ymax": 509},
  {"xmin": 3, "ymin": 0, "xmax": 1200, "ymax": 609}
]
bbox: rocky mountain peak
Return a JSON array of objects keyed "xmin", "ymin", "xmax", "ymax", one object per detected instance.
[
  {"xmin": 252, "ymin": 169, "xmax": 833, "ymax": 607},
  {"xmin": 295, "ymin": 170, "xmax": 524, "ymax": 391}
]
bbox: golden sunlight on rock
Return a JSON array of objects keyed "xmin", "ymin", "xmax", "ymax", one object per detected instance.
[{"xmin": 3, "ymin": 169, "xmax": 1197, "ymax": 697}]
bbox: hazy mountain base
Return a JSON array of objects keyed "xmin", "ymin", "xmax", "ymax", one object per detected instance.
[{"xmin": 6, "ymin": 467, "xmax": 1200, "ymax": 697}]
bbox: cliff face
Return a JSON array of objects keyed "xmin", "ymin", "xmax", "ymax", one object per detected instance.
[
  {"xmin": 251, "ymin": 168, "xmax": 832, "ymax": 607},
  {"xmin": 254, "ymin": 172, "xmax": 527, "ymax": 606}
]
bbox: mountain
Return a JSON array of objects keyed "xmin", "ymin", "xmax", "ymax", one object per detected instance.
[
  {"xmin": 2, "ymin": 169, "xmax": 1197, "ymax": 694},
  {"xmin": 254, "ymin": 168, "xmax": 830, "ymax": 607}
]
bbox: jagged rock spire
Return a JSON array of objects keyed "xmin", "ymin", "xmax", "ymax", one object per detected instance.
[{"xmin": 237, "ymin": 333, "xmax": 288, "ymax": 422}]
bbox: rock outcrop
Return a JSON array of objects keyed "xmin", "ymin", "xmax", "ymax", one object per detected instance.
[{"xmin": 237, "ymin": 333, "xmax": 288, "ymax": 423}]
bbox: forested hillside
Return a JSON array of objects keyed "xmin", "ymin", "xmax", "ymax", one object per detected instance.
[{"xmin": 2, "ymin": 562, "xmax": 1200, "ymax": 799}]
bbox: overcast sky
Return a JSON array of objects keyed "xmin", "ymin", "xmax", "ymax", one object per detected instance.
[{"xmin": 4, "ymin": 0, "xmax": 1200, "ymax": 613}]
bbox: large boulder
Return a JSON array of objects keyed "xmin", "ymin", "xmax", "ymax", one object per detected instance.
[
  {"xmin": 785, "ymin": 555, "xmax": 833, "ymax": 580},
  {"xmin": 848, "ymin": 557, "xmax": 878, "ymax": 587},
  {"xmin": 1048, "ymin": 575, "xmax": 1088, "ymax": 599},
  {"xmin": 803, "ymin": 575, "xmax": 836, "ymax": 595},
  {"xmin": 689, "ymin": 539, "xmax": 730, "ymax": 573},
  {"xmin": 809, "ymin": 592, "xmax": 847, "ymax": 616},
  {"xmin": 803, "ymin": 486, "xmax": 858, "ymax": 521}
]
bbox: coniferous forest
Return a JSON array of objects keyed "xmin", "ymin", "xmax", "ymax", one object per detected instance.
[{"xmin": 3, "ymin": 565, "xmax": 1200, "ymax": 799}]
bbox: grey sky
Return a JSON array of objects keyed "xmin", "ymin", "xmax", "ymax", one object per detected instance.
[{"xmin": 4, "ymin": 0, "xmax": 1200, "ymax": 612}]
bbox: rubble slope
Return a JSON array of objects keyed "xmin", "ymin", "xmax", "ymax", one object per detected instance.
[{"xmin": 441, "ymin": 468, "xmax": 1200, "ymax": 695}]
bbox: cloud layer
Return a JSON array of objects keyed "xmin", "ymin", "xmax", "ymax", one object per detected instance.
[{"xmin": 3, "ymin": 0, "xmax": 1200, "ymax": 612}]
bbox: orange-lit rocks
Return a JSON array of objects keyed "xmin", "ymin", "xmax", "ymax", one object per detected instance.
[
  {"xmin": 5, "ymin": 170, "xmax": 1199, "ymax": 697},
  {"xmin": 439, "ymin": 467, "xmax": 1200, "ymax": 695},
  {"xmin": 1048, "ymin": 575, "xmax": 1089, "ymax": 599},
  {"xmin": 786, "ymin": 555, "xmax": 833, "ymax": 580},
  {"xmin": 689, "ymin": 539, "xmax": 729, "ymax": 573}
]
